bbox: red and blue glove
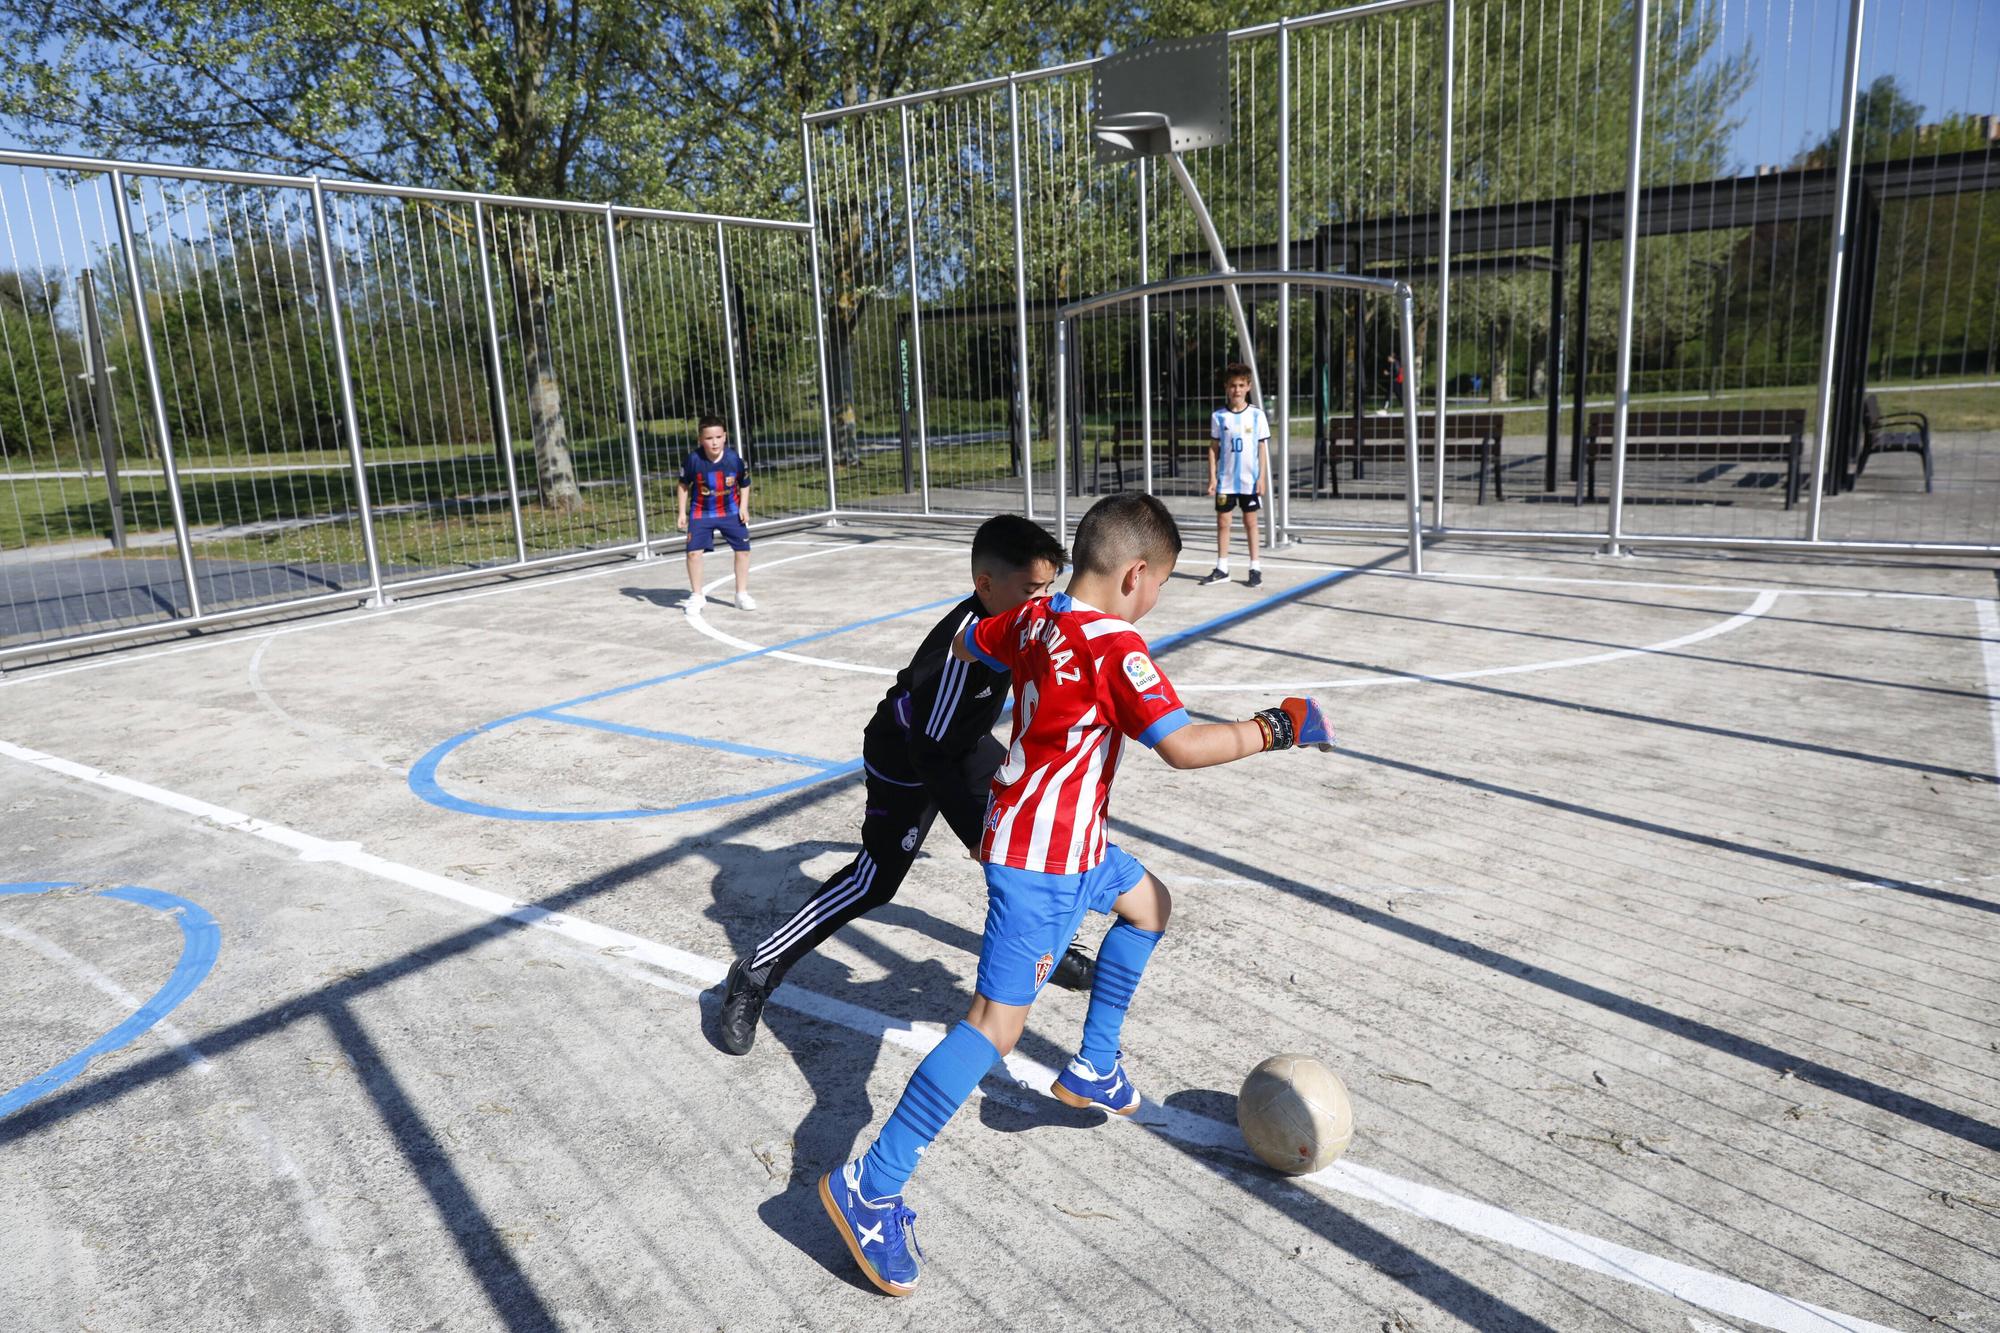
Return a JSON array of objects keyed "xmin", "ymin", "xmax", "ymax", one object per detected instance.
[{"xmin": 1254, "ymin": 697, "xmax": 1335, "ymax": 753}]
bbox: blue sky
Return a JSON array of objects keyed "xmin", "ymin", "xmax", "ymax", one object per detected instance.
[{"xmin": 1723, "ymin": 0, "xmax": 2000, "ymax": 171}]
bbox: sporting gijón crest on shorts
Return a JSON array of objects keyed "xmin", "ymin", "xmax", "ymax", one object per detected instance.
[{"xmin": 963, "ymin": 593, "xmax": 1189, "ymax": 874}]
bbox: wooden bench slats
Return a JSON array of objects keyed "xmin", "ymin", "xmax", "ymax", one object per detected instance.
[{"xmin": 1580, "ymin": 409, "xmax": 1806, "ymax": 508}]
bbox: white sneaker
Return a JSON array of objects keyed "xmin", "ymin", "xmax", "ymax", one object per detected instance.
[
  {"xmin": 685, "ymin": 591, "xmax": 705, "ymax": 614},
  {"xmin": 737, "ymin": 591, "xmax": 758, "ymax": 611}
]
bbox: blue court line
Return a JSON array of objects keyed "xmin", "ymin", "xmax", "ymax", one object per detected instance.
[
  {"xmin": 538, "ymin": 712, "xmax": 847, "ymax": 770},
  {"xmin": 1150, "ymin": 563, "xmax": 1369, "ymax": 656},
  {"xmin": 411, "ymin": 562, "xmax": 1366, "ymax": 822},
  {"xmin": 0, "ymin": 882, "xmax": 221, "ymax": 1121},
  {"xmin": 408, "ymin": 594, "xmax": 957, "ymax": 821}
]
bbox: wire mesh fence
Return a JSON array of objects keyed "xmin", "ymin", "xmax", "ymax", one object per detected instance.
[
  {"xmin": 6, "ymin": 0, "xmax": 1996, "ymax": 664},
  {"xmin": 0, "ymin": 154, "xmax": 830, "ymax": 659},
  {"xmin": 804, "ymin": 0, "xmax": 2000, "ymax": 555}
]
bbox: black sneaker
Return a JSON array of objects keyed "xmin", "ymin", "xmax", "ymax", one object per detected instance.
[
  {"xmin": 1247, "ymin": 569, "xmax": 1264, "ymax": 589},
  {"xmin": 1048, "ymin": 944, "xmax": 1096, "ymax": 992},
  {"xmin": 1197, "ymin": 568, "xmax": 1229, "ymax": 586},
  {"xmin": 717, "ymin": 958, "xmax": 769, "ymax": 1055}
]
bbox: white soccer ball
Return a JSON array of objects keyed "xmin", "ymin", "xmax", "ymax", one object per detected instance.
[{"xmin": 1237, "ymin": 1053, "xmax": 1355, "ymax": 1175}]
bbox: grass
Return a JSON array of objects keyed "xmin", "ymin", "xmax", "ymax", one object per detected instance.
[
  {"xmin": 4, "ymin": 383, "xmax": 1993, "ymax": 559},
  {"xmin": 1464, "ymin": 381, "xmax": 2000, "ymax": 436},
  {"xmin": 0, "ymin": 422, "xmax": 835, "ymax": 566}
]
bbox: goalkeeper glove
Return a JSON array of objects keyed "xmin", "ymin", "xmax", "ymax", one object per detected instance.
[{"xmin": 1253, "ymin": 696, "xmax": 1334, "ymax": 752}]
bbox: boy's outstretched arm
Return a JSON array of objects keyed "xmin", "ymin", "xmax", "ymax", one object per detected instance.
[
  {"xmin": 1154, "ymin": 698, "xmax": 1332, "ymax": 770},
  {"xmin": 1154, "ymin": 718, "xmax": 1264, "ymax": 770}
]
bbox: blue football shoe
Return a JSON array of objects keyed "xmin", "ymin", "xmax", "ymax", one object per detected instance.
[
  {"xmin": 1050, "ymin": 1053, "xmax": 1142, "ymax": 1116},
  {"xmin": 819, "ymin": 1161, "xmax": 923, "ymax": 1296}
]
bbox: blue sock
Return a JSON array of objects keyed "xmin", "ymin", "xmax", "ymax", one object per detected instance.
[
  {"xmin": 858, "ymin": 1021, "xmax": 998, "ymax": 1200},
  {"xmin": 1079, "ymin": 920, "xmax": 1163, "ymax": 1071}
]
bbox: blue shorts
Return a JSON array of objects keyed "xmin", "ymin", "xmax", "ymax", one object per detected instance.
[
  {"xmin": 977, "ymin": 845, "xmax": 1147, "ymax": 1004},
  {"xmin": 688, "ymin": 516, "xmax": 750, "ymax": 553}
]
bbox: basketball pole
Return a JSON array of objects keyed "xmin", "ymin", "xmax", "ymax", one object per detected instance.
[{"xmin": 1161, "ymin": 153, "xmax": 1264, "ymax": 416}]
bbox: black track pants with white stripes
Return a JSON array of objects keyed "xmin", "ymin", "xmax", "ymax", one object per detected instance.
[{"xmin": 747, "ymin": 772, "xmax": 940, "ymax": 989}]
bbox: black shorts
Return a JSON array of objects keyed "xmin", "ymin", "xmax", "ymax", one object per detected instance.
[{"xmin": 1215, "ymin": 492, "xmax": 1263, "ymax": 513}]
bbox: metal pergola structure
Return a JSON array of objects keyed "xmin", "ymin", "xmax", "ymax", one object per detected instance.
[{"xmin": 1196, "ymin": 144, "xmax": 2000, "ymax": 502}]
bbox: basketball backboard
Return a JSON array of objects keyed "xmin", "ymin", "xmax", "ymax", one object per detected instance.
[{"xmin": 1091, "ymin": 34, "xmax": 1232, "ymax": 164}]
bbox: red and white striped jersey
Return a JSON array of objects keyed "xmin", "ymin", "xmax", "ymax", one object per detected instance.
[{"xmin": 963, "ymin": 593, "xmax": 1189, "ymax": 874}]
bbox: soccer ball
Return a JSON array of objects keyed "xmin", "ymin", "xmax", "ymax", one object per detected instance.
[{"xmin": 1237, "ymin": 1054, "xmax": 1354, "ymax": 1175}]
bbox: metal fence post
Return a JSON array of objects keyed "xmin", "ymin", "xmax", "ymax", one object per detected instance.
[
  {"xmin": 1432, "ymin": 0, "xmax": 1457, "ymax": 532},
  {"xmin": 472, "ymin": 201, "xmax": 529, "ymax": 564},
  {"xmin": 1399, "ymin": 288, "xmax": 1424, "ymax": 576},
  {"xmin": 606, "ymin": 207, "xmax": 651, "ymax": 555},
  {"xmin": 715, "ymin": 220, "xmax": 747, "ymax": 456},
  {"xmin": 1138, "ymin": 158, "xmax": 1153, "ymax": 496},
  {"xmin": 1807, "ymin": 0, "xmax": 1869, "ymax": 542},
  {"xmin": 1277, "ymin": 17, "xmax": 1292, "ymax": 547},
  {"xmin": 800, "ymin": 119, "xmax": 840, "ymax": 519},
  {"xmin": 899, "ymin": 105, "xmax": 932, "ymax": 514},
  {"xmin": 110, "ymin": 169, "xmax": 202, "ymax": 617},
  {"xmin": 310, "ymin": 178, "xmax": 388, "ymax": 605},
  {"xmin": 1604, "ymin": 0, "xmax": 1651, "ymax": 554},
  {"xmin": 75, "ymin": 269, "xmax": 127, "ymax": 553},
  {"xmin": 1009, "ymin": 75, "xmax": 1035, "ymax": 520},
  {"xmin": 1055, "ymin": 317, "xmax": 1069, "ymax": 538}
]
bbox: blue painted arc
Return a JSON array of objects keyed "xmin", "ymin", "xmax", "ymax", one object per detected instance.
[
  {"xmin": 407, "ymin": 594, "xmax": 959, "ymax": 821},
  {"xmin": 0, "ymin": 882, "xmax": 221, "ymax": 1120}
]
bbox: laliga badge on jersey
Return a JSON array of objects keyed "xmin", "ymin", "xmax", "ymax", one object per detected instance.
[
  {"xmin": 1035, "ymin": 952, "xmax": 1056, "ymax": 988},
  {"xmin": 1123, "ymin": 652, "xmax": 1161, "ymax": 692}
]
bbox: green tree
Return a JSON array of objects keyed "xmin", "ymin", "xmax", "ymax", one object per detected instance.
[{"xmin": 0, "ymin": 0, "xmax": 709, "ymax": 508}]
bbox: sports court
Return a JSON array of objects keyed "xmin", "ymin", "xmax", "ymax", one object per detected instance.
[{"xmin": 3, "ymin": 520, "xmax": 1996, "ymax": 1331}]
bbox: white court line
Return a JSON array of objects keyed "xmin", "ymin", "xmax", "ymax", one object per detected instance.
[
  {"xmin": 0, "ymin": 556, "xmax": 678, "ymax": 690},
  {"xmin": 0, "ymin": 913, "xmax": 385, "ymax": 1329},
  {"xmin": 246, "ymin": 637, "xmax": 395, "ymax": 772},
  {"xmin": 1417, "ymin": 571, "xmax": 1982, "ymax": 603},
  {"xmin": 0, "ymin": 916, "xmax": 215, "ymax": 1075},
  {"xmin": 5, "ymin": 533, "xmax": 1974, "ymax": 694},
  {"xmin": 687, "ymin": 541, "xmax": 965, "ymax": 676},
  {"xmin": 1976, "ymin": 599, "xmax": 2000, "ymax": 803},
  {"xmin": 684, "ymin": 553, "xmax": 1788, "ymax": 695},
  {"xmin": 0, "ymin": 735, "xmax": 1901, "ymax": 1333},
  {"xmin": 1175, "ymin": 590, "xmax": 1781, "ymax": 693},
  {"xmin": 0, "ymin": 536, "xmax": 962, "ymax": 692}
]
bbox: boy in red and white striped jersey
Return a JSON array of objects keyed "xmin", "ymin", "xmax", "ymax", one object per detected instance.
[{"xmin": 819, "ymin": 492, "xmax": 1330, "ymax": 1296}]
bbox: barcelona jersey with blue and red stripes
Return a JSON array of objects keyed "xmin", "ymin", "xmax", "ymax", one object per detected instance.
[{"xmin": 680, "ymin": 448, "xmax": 750, "ymax": 519}]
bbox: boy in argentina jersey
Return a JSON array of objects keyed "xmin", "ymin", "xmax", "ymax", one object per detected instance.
[
  {"xmin": 818, "ymin": 493, "xmax": 1334, "ymax": 1296},
  {"xmin": 1200, "ymin": 360, "xmax": 1273, "ymax": 588}
]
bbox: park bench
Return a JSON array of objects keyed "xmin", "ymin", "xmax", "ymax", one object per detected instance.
[
  {"xmin": 1580, "ymin": 409, "xmax": 1806, "ymax": 508},
  {"xmin": 1317, "ymin": 413, "xmax": 1505, "ymax": 504},
  {"xmin": 1854, "ymin": 393, "xmax": 1933, "ymax": 492},
  {"xmin": 1091, "ymin": 418, "xmax": 1219, "ymax": 493}
]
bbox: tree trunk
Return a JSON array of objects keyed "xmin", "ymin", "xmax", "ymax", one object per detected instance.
[
  {"xmin": 507, "ymin": 248, "xmax": 581, "ymax": 512},
  {"xmin": 830, "ymin": 307, "xmax": 861, "ymax": 466},
  {"xmin": 1489, "ymin": 313, "xmax": 1512, "ymax": 403}
]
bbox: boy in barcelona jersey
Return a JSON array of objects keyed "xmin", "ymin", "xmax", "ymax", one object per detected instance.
[{"xmin": 817, "ymin": 492, "xmax": 1333, "ymax": 1296}]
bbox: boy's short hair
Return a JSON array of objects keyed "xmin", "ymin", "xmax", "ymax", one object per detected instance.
[
  {"xmin": 971, "ymin": 514, "xmax": 1067, "ymax": 575},
  {"xmin": 1221, "ymin": 362, "xmax": 1253, "ymax": 389},
  {"xmin": 697, "ymin": 414, "xmax": 727, "ymax": 433},
  {"xmin": 1072, "ymin": 493, "xmax": 1182, "ymax": 576}
]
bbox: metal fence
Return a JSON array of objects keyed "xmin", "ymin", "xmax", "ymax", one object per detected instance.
[
  {"xmin": 0, "ymin": 152, "xmax": 832, "ymax": 661},
  {"xmin": 803, "ymin": 0, "xmax": 2000, "ymax": 556},
  {"xmin": 6, "ymin": 0, "xmax": 1996, "ymax": 666}
]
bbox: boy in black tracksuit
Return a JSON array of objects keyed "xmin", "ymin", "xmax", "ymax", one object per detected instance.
[{"xmin": 718, "ymin": 515, "xmax": 1094, "ymax": 1055}]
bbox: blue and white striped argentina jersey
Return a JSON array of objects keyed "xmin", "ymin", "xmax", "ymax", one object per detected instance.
[{"xmin": 1210, "ymin": 405, "xmax": 1271, "ymax": 494}]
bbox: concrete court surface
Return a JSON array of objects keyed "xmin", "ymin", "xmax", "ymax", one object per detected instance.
[{"xmin": 0, "ymin": 519, "xmax": 1996, "ymax": 1332}]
